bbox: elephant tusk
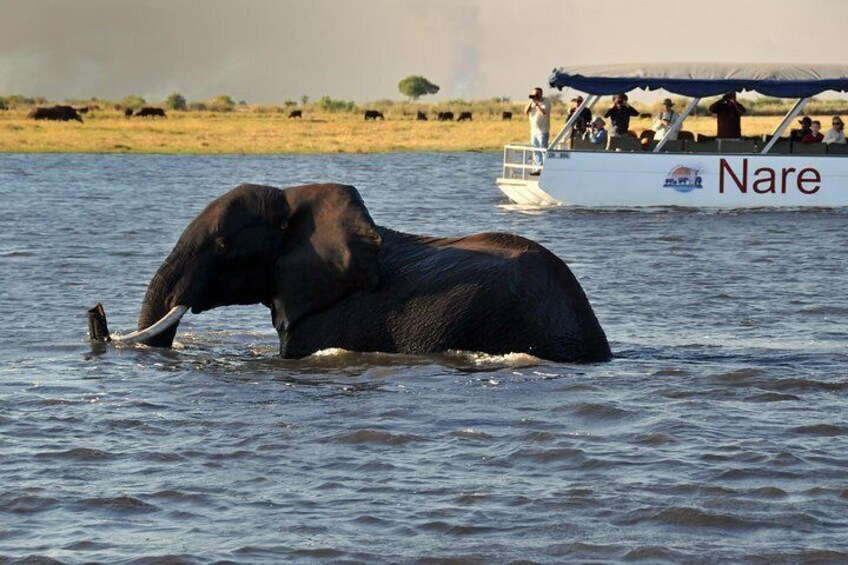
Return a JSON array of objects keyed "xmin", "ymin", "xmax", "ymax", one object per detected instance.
[{"xmin": 112, "ymin": 305, "xmax": 190, "ymax": 344}]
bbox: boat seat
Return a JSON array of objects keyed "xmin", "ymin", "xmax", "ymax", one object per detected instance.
[
  {"xmin": 607, "ymin": 136, "xmax": 642, "ymax": 152},
  {"xmin": 571, "ymin": 138, "xmax": 604, "ymax": 152},
  {"xmin": 678, "ymin": 130, "xmax": 695, "ymax": 142},
  {"xmin": 792, "ymin": 142, "xmax": 827, "ymax": 155},
  {"xmin": 639, "ymin": 129, "xmax": 655, "ymax": 142},
  {"xmin": 686, "ymin": 140, "xmax": 719, "ymax": 153},
  {"xmin": 767, "ymin": 139, "xmax": 793, "ymax": 154},
  {"xmin": 657, "ymin": 140, "xmax": 684, "ymax": 153},
  {"xmin": 826, "ymin": 143, "xmax": 848, "ymax": 155},
  {"xmin": 719, "ymin": 139, "xmax": 757, "ymax": 153}
]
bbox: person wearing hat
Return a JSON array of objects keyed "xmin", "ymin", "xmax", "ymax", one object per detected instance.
[
  {"xmin": 791, "ymin": 116, "xmax": 814, "ymax": 142},
  {"xmin": 823, "ymin": 116, "xmax": 846, "ymax": 144},
  {"xmin": 585, "ymin": 117, "xmax": 608, "ymax": 146},
  {"xmin": 604, "ymin": 93, "xmax": 639, "ymax": 137},
  {"xmin": 524, "ymin": 86, "xmax": 551, "ymax": 171},
  {"xmin": 709, "ymin": 91, "xmax": 746, "ymax": 139},
  {"xmin": 567, "ymin": 96, "xmax": 593, "ymax": 138},
  {"xmin": 652, "ymin": 98, "xmax": 679, "ymax": 141}
]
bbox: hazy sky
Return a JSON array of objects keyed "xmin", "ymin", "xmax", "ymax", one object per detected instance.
[{"xmin": 2, "ymin": 0, "xmax": 847, "ymax": 103}]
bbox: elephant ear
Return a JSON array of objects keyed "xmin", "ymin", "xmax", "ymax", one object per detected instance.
[{"xmin": 272, "ymin": 183, "xmax": 382, "ymax": 331}]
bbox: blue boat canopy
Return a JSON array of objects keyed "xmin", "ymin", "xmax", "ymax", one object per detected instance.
[{"xmin": 549, "ymin": 63, "xmax": 848, "ymax": 98}]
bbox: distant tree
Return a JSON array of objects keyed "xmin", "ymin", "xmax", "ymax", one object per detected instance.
[
  {"xmin": 300, "ymin": 95, "xmax": 309, "ymax": 105},
  {"xmin": 398, "ymin": 76, "xmax": 440, "ymax": 101},
  {"xmin": 188, "ymin": 102, "xmax": 208, "ymax": 111},
  {"xmin": 165, "ymin": 93, "xmax": 187, "ymax": 111},
  {"xmin": 284, "ymin": 100, "xmax": 297, "ymax": 107},
  {"xmin": 238, "ymin": 100, "xmax": 248, "ymax": 106},
  {"xmin": 208, "ymin": 95, "xmax": 235, "ymax": 112},
  {"xmin": 120, "ymin": 95, "xmax": 146, "ymax": 110}
]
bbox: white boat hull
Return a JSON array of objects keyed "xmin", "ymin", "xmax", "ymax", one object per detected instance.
[{"xmin": 498, "ymin": 151, "xmax": 848, "ymax": 208}]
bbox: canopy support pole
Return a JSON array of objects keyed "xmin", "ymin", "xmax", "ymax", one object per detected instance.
[
  {"xmin": 654, "ymin": 98, "xmax": 700, "ymax": 153},
  {"xmin": 761, "ymin": 98, "xmax": 809, "ymax": 154},
  {"xmin": 548, "ymin": 94, "xmax": 599, "ymax": 150}
]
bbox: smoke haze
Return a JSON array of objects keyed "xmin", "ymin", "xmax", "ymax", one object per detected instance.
[{"xmin": 2, "ymin": 0, "xmax": 847, "ymax": 103}]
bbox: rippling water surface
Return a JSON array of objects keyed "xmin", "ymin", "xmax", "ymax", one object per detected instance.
[{"xmin": 1, "ymin": 153, "xmax": 847, "ymax": 564}]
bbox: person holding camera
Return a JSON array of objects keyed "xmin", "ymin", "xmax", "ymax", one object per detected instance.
[
  {"xmin": 524, "ymin": 87, "xmax": 551, "ymax": 171},
  {"xmin": 585, "ymin": 117, "xmax": 608, "ymax": 145},
  {"xmin": 709, "ymin": 92, "xmax": 746, "ymax": 138},
  {"xmin": 604, "ymin": 93, "xmax": 639, "ymax": 137}
]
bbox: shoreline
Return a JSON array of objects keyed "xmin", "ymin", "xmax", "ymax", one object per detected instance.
[{"xmin": 0, "ymin": 109, "xmax": 819, "ymax": 155}]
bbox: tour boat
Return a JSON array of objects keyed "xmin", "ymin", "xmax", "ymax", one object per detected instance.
[{"xmin": 496, "ymin": 63, "xmax": 848, "ymax": 207}]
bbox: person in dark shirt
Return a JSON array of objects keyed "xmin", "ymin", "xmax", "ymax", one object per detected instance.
[
  {"xmin": 709, "ymin": 92, "xmax": 746, "ymax": 138},
  {"xmin": 604, "ymin": 94, "xmax": 640, "ymax": 137},
  {"xmin": 801, "ymin": 120, "xmax": 824, "ymax": 144},
  {"xmin": 568, "ymin": 96, "xmax": 593, "ymax": 137},
  {"xmin": 791, "ymin": 116, "xmax": 813, "ymax": 142}
]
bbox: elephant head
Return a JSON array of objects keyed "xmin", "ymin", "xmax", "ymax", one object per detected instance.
[{"xmin": 132, "ymin": 183, "xmax": 381, "ymax": 347}]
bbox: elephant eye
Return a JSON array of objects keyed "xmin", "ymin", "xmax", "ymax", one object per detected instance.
[{"xmin": 214, "ymin": 236, "xmax": 227, "ymax": 254}]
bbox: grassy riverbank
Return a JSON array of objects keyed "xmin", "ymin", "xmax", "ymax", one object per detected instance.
[{"xmin": 0, "ymin": 106, "xmax": 839, "ymax": 154}]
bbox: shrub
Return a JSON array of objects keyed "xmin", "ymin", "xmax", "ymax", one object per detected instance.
[
  {"xmin": 208, "ymin": 95, "xmax": 236, "ymax": 112},
  {"xmin": 120, "ymin": 95, "xmax": 146, "ymax": 110},
  {"xmin": 166, "ymin": 93, "xmax": 187, "ymax": 111},
  {"xmin": 284, "ymin": 100, "xmax": 297, "ymax": 107},
  {"xmin": 188, "ymin": 102, "xmax": 208, "ymax": 111},
  {"xmin": 318, "ymin": 95, "xmax": 356, "ymax": 113}
]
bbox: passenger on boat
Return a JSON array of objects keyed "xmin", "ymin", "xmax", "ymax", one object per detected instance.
[
  {"xmin": 792, "ymin": 116, "xmax": 813, "ymax": 142},
  {"xmin": 568, "ymin": 96, "xmax": 592, "ymax": 138},
  {"xmin": 525, "ymin": 87, "xmax": 551, "ymax": 169},
  {"xmin": 823, "ymin": 116, "xmax": 846, "ymax": 144},
  {"xmin": 652, "ymin": 98, "xmax": 679, "ymax": 140},
  {"xmin": 585, "ymin": 117, "xmax": 608, "ymax": 145},
  {"xmin": 802, "ymin": 120, "xmax": 824, "ymax": 144},
  {"xmin": 604, "ymin": 94, "xmax": 639, "ymax": 137},
  {"xmin": 709, "ymin": 92, "xmax": 746, "ymax": 138}
]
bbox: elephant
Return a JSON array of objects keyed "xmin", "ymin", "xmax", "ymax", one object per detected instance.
[
  {"xmin": 28, "ymin": 105, "xmax": 83, "ymax": 122},
  {"xmin": 93, "ymin": 183, "xmax": 611, "ymax": 363},
  {"xmin": 135, "ymin": 107, "xmax": 167, "ymax": 118},
  {"xmin": 364, "ymin": 110, "xmax": 384, "ymax": 120}
]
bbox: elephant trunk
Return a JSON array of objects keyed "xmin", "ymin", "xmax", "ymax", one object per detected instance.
[{"xmin": 135, "ymin": 257, "xmax": 187, "ymax": 347}]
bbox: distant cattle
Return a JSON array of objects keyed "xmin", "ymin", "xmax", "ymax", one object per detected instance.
[
  {"xmin": 416, "ymin": 110, "xmax": 428, "ymax": 121},
  {"xmin": 124, "ymin": 108, "xmax": 134, "ymax": 118},
  {"xmin": 457, "ymin": 112, "xmax": 473, "ymax": 122},
  {"xmin": 437, "ymin": 111, "xmax": 454, "ymax": 121},
  {"xmin": 502, "ymin": 111, "xmax": 512, "ymax": 120},
  {"xmin": 135, "ymin": 107, "xmax": 167, "ymax": 118},
  {"xmin": 28, "ymin": 105, "xmax": 83, "ymax": 123},
  {"xmin": 288, "ymin": 110, "xmax": 302, "ymax": 119},
  {"xmin": 76, "ymin": 105, "xmax": 100, "ymax": 114},
  {"xmin": 364, "ymin": 110, "xmax": 384, "ymax": 120},
  {"xmin": 77, "ymin": 107, "xmax": 89, "ymax": 114}
]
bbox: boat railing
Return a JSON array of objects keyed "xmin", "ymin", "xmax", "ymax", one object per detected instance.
[{"xmin": 501, "ymin": 144, "xmax": 546, "ymax": 180}]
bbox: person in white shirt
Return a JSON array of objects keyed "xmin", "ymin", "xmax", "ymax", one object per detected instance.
[
  {"xmin": 524, "ymin": 87, "xmax": 551, "ymax": 172},
  {"xmin": 653, "ymin": 98, "xmax": 679, "ymax": 140},
  {"xmin": 823, "ymin": 116, "xmax": 846, "ymax": 144}
]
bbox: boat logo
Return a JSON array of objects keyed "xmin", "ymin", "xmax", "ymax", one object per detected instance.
[{"xmin": 664, "ymin": 166, "xmax": 703, "ymax": 193}]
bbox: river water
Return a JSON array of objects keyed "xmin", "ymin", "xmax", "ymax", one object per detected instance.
[{"xmin": 1, "ymin": 152, "xmax": 847, "ymax": 564}]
